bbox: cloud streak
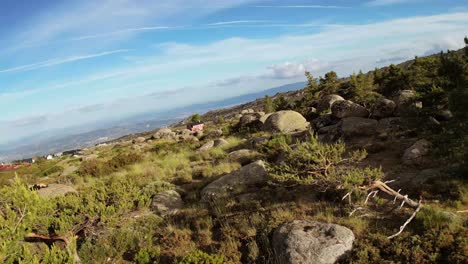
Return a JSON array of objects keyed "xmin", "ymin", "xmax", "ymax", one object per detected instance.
[
  {"xmin": 206, "ymin": 20, "xmax": 274, "ymax": 26},
  {"xmin": 254, "ymin": 5, "xmax": 348, "ymax": 9},
  {"xmin": 366, "ymin": 0, "xmax": 412, "ymax": 7},
  {"xmin": 0, "ymin": 49, "xmax": 130, "ymax": 74}
]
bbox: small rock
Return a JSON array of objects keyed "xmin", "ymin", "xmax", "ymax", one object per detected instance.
[
  {"xmin": 150, "ymin": 190, "xmax": 183, "ymax": 216},
  {"xmin": 214, "ymin": 138, "xmax": 229, "ymax": 147},
  {"xmin": 317, "ymin": 94, "xmax": 345, "ymax": 113},
  {"xmin": 201, "ymin": 160, "xmax": 268, "ymax": 200},
  {"xmin": 228, "ymin": 149, "xmax": 263, "ymax": 165},
  {"xmin": 273, "ymin": 220, "xmax": 355, "ymax": 264},
  {"xmin": 341, "ymin": 117, "xmax": 378, "ymax": 138},
  {"xmin": 332, "ymin": 100, "xmax": 369, "ymax": 119},
  {"xmin": 372, "ymin": 98, "xmax": 396, "ymax": 118},
  {"xmin": 402, "ymin": 139, "xmax": 431, "ymax": 165},
  {"xmin": 435, "ymin": 110, "xmax": 453, "ymax": 121},
  {"xmin": 198, "ymin": 140, "xmax": 215, "ymax": 151},
  {"xmin": 132, "ymin": 137, "xmax": 146, "ymax": 144}
]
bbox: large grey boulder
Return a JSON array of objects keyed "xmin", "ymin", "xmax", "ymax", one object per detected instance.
[
  {"xmin": 259, "ymin": 113, "xmax": 273, "ymax": 124},
  {"xmin": 150, "ymin": 190, "xmax": 183, "ymax": 216},
  {"xmin": 273, "ymin": 220, "xmax": 355, "ymax": 264},
  {"xmin": 372, "ymin": 98, "xmax": 396, "ymax": 118},
  {"xmin": 402, "ymin": 139, "xmax": 431, "ymax": 165},
  {"xmin": 332, "ymin": 100, "xmax": 369, "ymax": 119},
  {"xmin": 228, "ymin": 149, "xmax": 263, "ymax": 165},
  {"xmin": 341, "ymin": 117, "xmax": 378, "ymax": 138},
  {"xmin": 36, "ymin": 184, "xmax": 78, "ymax": 198},
  {"xmin": 263, "ymin": 111, "xmax": 309, "ymax": 133},
  {"xmin": 317, "ymin": 94, "xmax": 345, "ymax": 113},
  {"xmin": 201, "ymin": 160, "xmax": 268, "ymax": 200}
]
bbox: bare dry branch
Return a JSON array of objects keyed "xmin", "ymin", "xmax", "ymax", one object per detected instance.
[{"xmin": 388, "ymin": 201, "xmax": 423, "ymax": 239}]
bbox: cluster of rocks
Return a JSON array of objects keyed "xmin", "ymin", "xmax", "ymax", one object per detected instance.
[{"xmin": 238, "ymin": 110, "xmax": 310, "ymax": 133}]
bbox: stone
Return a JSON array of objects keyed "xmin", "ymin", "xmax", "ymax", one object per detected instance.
[
  {"xmin": 312, "ymin": 114, "xmax": 335, "ymax": 130},
  {"xmin": 209, "ymin": 129, "xmax": 224, "ymax": 138},
  {"xmin": 402, "ymin": 139, "xmax": 431, "ymax": 165},
  {"xmin": 317, "ymin": 94, "xmax": 345, "ymax": 113},
  {"xmin": 36, "ymin": 184, "xmax": 78, "ymax": 198},
  {"xmin": 132, "ymin": 137, "xmax": 146, "ymax": 144},
  {"xmin": 372, "ymin": 98, "xmax": 396, "ymax": 118},
  {"xmin": 332, "ymin": 100, "xmax": 369, "ymax": 119},
  {"xmin": 153, "ymin": 128, "xmax": 176, "ymax": 140},
  {"xmin": 259, "ymin": 113, "xmax": 273, "ymax": 124},
  {"xmin": 394, "ymin": 90, "xmax": 416, "ymax": 115},
  {"xmin": 435, "ymin": 110, "xmax": 453, "ymax": 121},
  {"xmin": 213, "ymin": 138, "xmax": 229, "ymax": 147},
  {"xmin": 318, "ymin": 124, "xmax": 341, "ymax": 142},
  {"xmin": 239, "ymin": 113, "xmax": 263, "ymax": 127},
  {"xmin": 150, "ymin": 190, "xmax": 183, "ymax": 216},
  {"xmin": 228, "ymin": 149, "xmax": 263, "ymax": 165},
  {"xmin": 198, "ymin": 140, "xmax": 215, "ymax": 151},
  {"xmin": 341, "ymin": 117, "xmax": 378, "ymax": 138},
  {"xmin": 377, "ymin": 117, "xmax": 402, "ymax": 134},
  {"xmin": 241, "ymin": 108, "xmax": 255, "ymax": 114},
  {"xmin": 273, "ymin": 220, "xmax": 355, "ymax": 264},
  {"xmin": 201, "ymin": 160, "xmax": 268, "ymax": 200},
  {"xmin": 263, "ymin": 111, "xmax": 309, "ymax": 133}
]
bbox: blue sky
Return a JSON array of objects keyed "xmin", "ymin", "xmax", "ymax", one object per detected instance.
[{"xmin": 1, "ymin": 0, "xmax": 467, "ymax": 146}]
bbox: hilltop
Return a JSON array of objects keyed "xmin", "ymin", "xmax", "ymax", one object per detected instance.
[{"xmin": 0, "ymin": 41, "xmax": 467, "ymax": 264}]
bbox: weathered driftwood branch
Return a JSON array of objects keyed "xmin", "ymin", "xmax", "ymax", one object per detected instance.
[
  {"xmin": 24, "ymin": 233, "xmax": 81, "ymax": 264},
  {"xmin": 367, "ymin": 180, "xmax": 420, "ymax": 208},
  {"xmin": 388, "ymin": 201, "xmax": 423, "ymax": 239}
]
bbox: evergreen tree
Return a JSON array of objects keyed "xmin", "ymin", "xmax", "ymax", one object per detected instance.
[
  {"xmin": 264, "ymin": 95, "xmax": 275, "ymax": 113},
  {"xmin": 273, "ymin": 95, "xmax": 290, "ymax": 111},
  {"xmin": 318, "ymin": 71, "xmax": 340, "ymax": 96}
]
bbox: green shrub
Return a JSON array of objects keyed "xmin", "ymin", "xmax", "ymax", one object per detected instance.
[{"xmin": 179, "ymin": 250, "xmax": 224, "ymax": 264}]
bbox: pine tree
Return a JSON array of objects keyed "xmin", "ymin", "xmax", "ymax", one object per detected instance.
[{"xmin": 264, "ymin": 95, "xmax": 275, "ymax": 113}]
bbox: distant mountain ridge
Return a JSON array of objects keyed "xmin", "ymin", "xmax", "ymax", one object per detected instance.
[{"xmin": 0, "ymin": 81, "xmax": 306, "ymax": 162}]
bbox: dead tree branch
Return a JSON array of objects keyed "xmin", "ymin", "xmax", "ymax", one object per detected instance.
[{"xmin": 388, "ymin": 201, "xmax": 423, "ymax": 239}]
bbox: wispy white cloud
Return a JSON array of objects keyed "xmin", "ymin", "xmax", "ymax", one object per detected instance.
[
  {"xmin": 254, "ymin": 5, "xmax": 348, "ymax": 9},
  {"xmin": 366, "ymin": 0, "xmax": 412, "ymax": 7},
  {"xmin": 71, "ymin": 26, "xmax": 175, "ymax": 41},
  {"xmin": 206, "ymin": 20, "xmax": 274, "ymax": 26},
  {"xmin": 0, "ymin": 49, "xmax": 130, "ymax": 74}
]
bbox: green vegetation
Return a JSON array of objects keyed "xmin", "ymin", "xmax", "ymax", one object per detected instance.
[{"xmin": 1, "ymin": 40, "xmax": 467, "ymax": 263}]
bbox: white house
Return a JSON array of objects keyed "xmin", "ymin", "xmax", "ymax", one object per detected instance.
[{"xmin": 46, "ymin": 155, "xmax": 53, "ymax": 160}]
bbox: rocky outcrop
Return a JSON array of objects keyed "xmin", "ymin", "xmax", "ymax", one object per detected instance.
[
  {"xmin": 263, "ymin": 111, "xmax": 309, "ymax": 133},
  {"xmin": 132, "ymin": 137, "xmax": 146, "ymax": 144},
  {"xmin": 228, "ymin": 149, "xmax": 262, "ymax": 165},
  {"xmin": 341, "ymin": 117, "xmax": 378, "ymax": 138},
  {"xmin": 150, "ymin": 190, "xmax": 183, "ymax": 216},
  {"xmin": 372, "ymin": 98, "xmax": 396, "ymax": 118},
  {"xmin": 273, "ymin": 220, "xmax": 355, "ymax": 264},
  {"xmin": 332, "ymin": 100, "xmax": 369, "ymax": 119},
  {"xmin": 35, "ymin": 184, "xmax": 78, "ymax": 198},
  {"xmin": 201, "ymin": 160, "xmax": 268, "ymax": 200},
  {"xmin": 317, "ymin": 94, "xmax": 345, "ymax": 113},
  {"xmin": 402, "ymin": 139, "xmax": 431, "ymax": 165},
  {"xmin": 153, "ymin": 128, "xmax": 176, "ymax": 140}
]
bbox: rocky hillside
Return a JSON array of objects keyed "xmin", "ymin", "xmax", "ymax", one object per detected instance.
[{"xmin": 0, "ymin": 42, "xmax": 467, "ymax": 264}]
